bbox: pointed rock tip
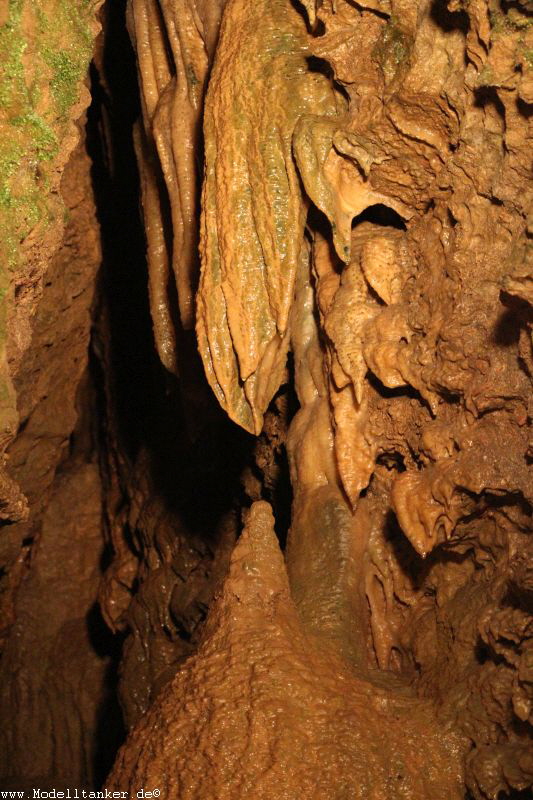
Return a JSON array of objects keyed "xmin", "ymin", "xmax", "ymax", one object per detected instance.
[{"xmin": 226, "ymin": 500, "xmax": 289, "ymax": 602}]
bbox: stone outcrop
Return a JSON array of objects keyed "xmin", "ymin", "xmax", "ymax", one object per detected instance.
[{"xmin": 1, "ymin": 1, "xmax": 532, "ymax": 797}]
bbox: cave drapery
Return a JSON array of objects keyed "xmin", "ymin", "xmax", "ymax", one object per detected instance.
[{"xmin": 0, "ymin": 0, "xmax": 532, "ymax": 798}]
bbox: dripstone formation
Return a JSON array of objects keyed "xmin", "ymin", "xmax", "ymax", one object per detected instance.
[{"xmin": 0, "ymin": 1, "xmax": 532, "ymax": 798}]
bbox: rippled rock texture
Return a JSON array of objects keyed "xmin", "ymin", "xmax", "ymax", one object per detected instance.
[{"xmin": 1, "ymin": 0, "xmax": 532, "ymax": 797}]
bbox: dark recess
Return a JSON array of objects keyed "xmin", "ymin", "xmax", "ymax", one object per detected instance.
[
  {"xmin": 84, "ymin": 0, "xmax": 279, "ymax": 782},
  {"xmin": 352, "ymin": 203, "xmax": 407, "ymax": 231}
]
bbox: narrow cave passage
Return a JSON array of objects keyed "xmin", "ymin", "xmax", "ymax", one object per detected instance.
[{"xmin": 0, "ymin": 0, "xmax": 532, "ymax": 797}]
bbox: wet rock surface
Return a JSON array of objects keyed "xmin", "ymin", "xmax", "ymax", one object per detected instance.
[
  {"xmin": 0, "ymin": 0, "xmax": 532, "ymax": 797},
  {"xmin": 107, "ymin": 502, "xmax": 465, "ymax": 800}
]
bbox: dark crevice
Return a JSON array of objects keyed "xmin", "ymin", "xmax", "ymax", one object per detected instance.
[
  {"xmin": 501, "ymin": 0, "xmax": 533, "ymax": 17},
  {"xmin": 306, "ymin": 54, "xmax": 335, "ymax": 80},
  {"xmin": 474, "ymin": 86, "xmax": 506, "ymax": 120},
  {"xmin": 493, "ymin": 308, "xmax": 523, "ymax": 346},
  {"xmin": 376, "ymin": 450, "xmax": 406, "ymax": 472},
  {"xmin": 86, "ymin": 603, "xmax": 126, "ymax": 786},
  {"xmin": 89, "ymin": 0, "xmax": 256, "ymax": 533},
  {"xmin": 430, "ymin": 0, "xmax": 470, "ymax": 33},
  {"xmin": 346, "ymin": 0, "xmax": 390, "ymax": 21},
  {"xmin": 352, "ymin": 203, "xmax": 407, "ymax": 230},
  {"xmin": 517, "ymin": 98, "xmax": 533, "ymax": 119},
  {"xmin": 81, "ymin": 0, "xmax": 273, "ymax": 782},
  {"xmin": 367, "ymin": 369, "xmax": 424, "ymax": 402}
]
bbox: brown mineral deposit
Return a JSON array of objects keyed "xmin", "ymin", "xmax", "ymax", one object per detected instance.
[{"xmin": 1, "ymin": 0, "xmax": 532, "ymax": 796}]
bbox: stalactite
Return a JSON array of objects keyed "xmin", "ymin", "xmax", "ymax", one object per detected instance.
[
  {"xmin": 127, "ymin": 0, "xmax": 227, "ymax": 373},
  {"xmin": 108, "ymin": 0, "xmax": 533, "ymax": 795},
  {"xmin": 197, "ymin": 0, "xmax": 339, "ymax": 433},
  {"xmin": 1, "ymin": 0, "xmax": 532, "ymax": 796}
]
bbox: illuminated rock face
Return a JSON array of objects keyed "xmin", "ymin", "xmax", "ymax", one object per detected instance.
[
  {"xmin": 107, "ymin": 502, "xmax": 465, "ymax": 800},
  {"xmin": 110, "ymin": 0, "xmax": 533, "ymax": 797},
  {"xmin": 1, "ymin": 0, "xmax": 532, "ymax": 797}
]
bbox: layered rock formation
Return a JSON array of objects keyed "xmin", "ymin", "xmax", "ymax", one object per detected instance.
[{"xmin": 0, "ymin": 0, "xmax": 103, "ymax": 523}]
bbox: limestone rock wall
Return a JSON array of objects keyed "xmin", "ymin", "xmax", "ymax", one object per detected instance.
[
  {"xmin": 0, "ymin": 0, "xmax": 103, "ymax": 521},
  {"xmin": 0, "ymin": 1, "xmax": 532, "ymax": 798},
  {"xmin": 0, "ymin": 3, "xmax": 113, "ymax": 787},
  {"xmin": 0, "ymin": 131, "xmax": 119, "ymax": 788}
]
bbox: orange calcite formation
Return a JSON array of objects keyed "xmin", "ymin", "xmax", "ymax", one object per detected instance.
[
  {"xmin": 106, "ymin": 0, "xmax": 533, "ymax": 796},
  {"xmin": 107, "ymin": 502, "xmax": 464, "ymax": 800},
  {"xmin": 196, "ymin": 0, "xmax": 338, "ymax": 434}
]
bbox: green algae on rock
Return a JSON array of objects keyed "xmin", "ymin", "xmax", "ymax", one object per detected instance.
[{"xmin": 0, "ymin": 0, "xmax": 102, "ymax": 520}]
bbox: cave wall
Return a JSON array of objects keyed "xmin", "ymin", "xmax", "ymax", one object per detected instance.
[
  {"xmin": 0, "ymin": 0, "xmax": 103, "ymax": 522},
  {"xmin": 0, "ymin": 0, "xmax": 112, "ymax": 789},
  {"xmin": 0, "ymin": 126, "xmax": 121, "ymax": 788},
  {"xmin": 0, "ymin": 0, "xmax": 532, "ymax": 798}
]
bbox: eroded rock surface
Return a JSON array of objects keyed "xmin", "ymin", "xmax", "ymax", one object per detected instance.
[
  {"xmin": 0, "ymin": 132, "xmax": 119, "ymax": 788},
  {"xmin": 107, "ymin": 502, "xmax": 464, "ymax": 800},
  {"xmin": 1, "ymin": 0, "xmax": 532, "ymax": 796},
  {"xmin": 0, "ymin": 0, "xmax": 103, "ymax": 521},
  {"xmin": 108, "ymin": 0, "xmax": 533, "ymax": 797}
]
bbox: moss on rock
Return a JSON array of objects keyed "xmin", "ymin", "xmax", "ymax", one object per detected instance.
[{"xmin": 0, "ymin": 0, "xmax": 102, "ymax": 519}]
